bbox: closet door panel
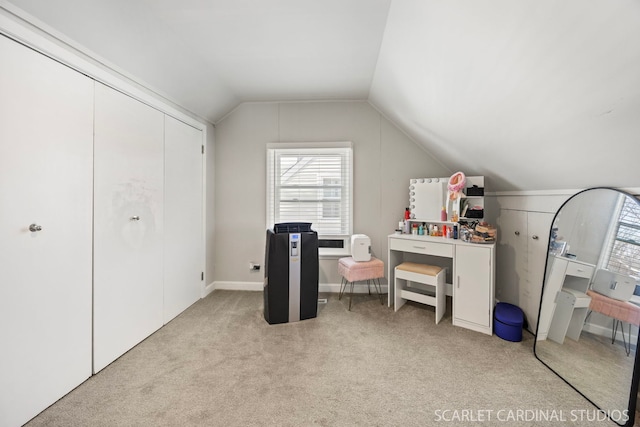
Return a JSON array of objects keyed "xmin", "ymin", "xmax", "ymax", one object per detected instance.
[
  {"xmin": 497, "ymin": 209, "xmax": 554, "ymax": 333},
  {"xmin": 525, "ymin": 211, "xmax": 554, "ymax": 333},
  {"xmin": 496, "ymin": 210, "xmax": 528, "ymax": 307},
  {"xmin": 0, "ymin": 36, "xmax": 93, "ymax": 427},
  {"xmin": 93, "ymin": 83, "xmax": 164, "ymax": 372},
  {"xmin": 164, "ymin": 116, "xmax": 203, "ymax": 323}
]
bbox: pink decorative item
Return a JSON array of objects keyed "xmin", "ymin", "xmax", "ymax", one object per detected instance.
[{"xmin": 447, "ymin": 171, "xmax": 466, "ymax": 200}]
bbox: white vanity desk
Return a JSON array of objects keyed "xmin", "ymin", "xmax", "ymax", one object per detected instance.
[
  {"xmin": 537, "ymin": 256, "xmax": 595, "ymax": 342},
  {"xmin": 387, "ymin": 233, "xmax": 495, "ymax": 335}
]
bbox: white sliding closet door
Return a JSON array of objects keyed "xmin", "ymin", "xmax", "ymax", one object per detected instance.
[
  {"xmin": 0, "ymin": 36, "xmax": 93, "ymax": 427},
  {"xmin": 164, "ymin": 116, "xmax": 204, "ymax": 323},
  {"xmin": 93, "ymin": 83, "xmax": 164, "ymax": 372}
]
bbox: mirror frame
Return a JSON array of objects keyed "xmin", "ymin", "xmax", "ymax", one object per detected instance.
[{"xmin": 533, "ymin": 187, "xmax": 640, "ymax": 427}]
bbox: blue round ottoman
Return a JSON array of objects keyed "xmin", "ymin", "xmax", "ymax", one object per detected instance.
[{"xmin": 494, "ymin": 302, "xmax": 524, "ymax": 342}]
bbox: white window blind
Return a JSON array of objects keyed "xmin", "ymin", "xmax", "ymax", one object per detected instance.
[
  {"xmin": 266, "ymin": 142, "xmax": 352, "ymax": 237},
  {"xmin": 604, "ymin": 195, "xmax": 640, "ymax": 279}
]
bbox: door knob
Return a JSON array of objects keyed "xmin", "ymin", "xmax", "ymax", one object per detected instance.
[
  {"xmin": 130, "ymin": 216, "xmax": 140, "ymax": 221},
  {"xmin": 29, "ymin": 224, "xmax": 42, "ymax": 232}
]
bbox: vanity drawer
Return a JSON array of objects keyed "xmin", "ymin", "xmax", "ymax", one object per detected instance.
[
  {"xmin": 565, "ymin": 262, "xmax": 594, "ymax": 279},
  {"xmin": 389, "ymin": 238, "xmax": 453, "ymax": 258}
]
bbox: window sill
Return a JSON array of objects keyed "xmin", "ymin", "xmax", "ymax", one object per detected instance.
[{"xmin": 319, "ymin": 247, "xmax": 351, "ymax": 259}]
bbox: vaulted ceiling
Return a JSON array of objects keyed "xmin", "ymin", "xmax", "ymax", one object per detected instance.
[{"xmin": 4, "ymin": 0, "xmax": 640, "ymax": 191}]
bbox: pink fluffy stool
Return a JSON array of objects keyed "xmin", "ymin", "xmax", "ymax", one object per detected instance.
[{"xmin": 338, "ymin": 256, "xmax": 385, "ymax": 310}]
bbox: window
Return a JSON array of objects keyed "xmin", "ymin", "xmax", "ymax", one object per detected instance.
[
  {"xmin": 322, "ymin": 178, "xmax": 341, "ymax": 218},
  {"xmin": 602, "ymin": 195, "xmax": 640, "ymax": 279},
  {"xmin": 267, "ymin": 142, "xmax": 352, "ymax": 254}
]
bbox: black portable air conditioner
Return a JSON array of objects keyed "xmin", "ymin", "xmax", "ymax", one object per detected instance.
[{"xmin": 263, "ymin": 222, "xmax": 319, "ymax": 324}]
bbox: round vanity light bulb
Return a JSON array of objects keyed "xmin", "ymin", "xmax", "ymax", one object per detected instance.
[{"xmin": 426, "ymin": 179, "xmax": 432, "ymax": 183}]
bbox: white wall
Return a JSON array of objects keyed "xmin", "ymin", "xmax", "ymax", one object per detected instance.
[
  {"xmin": 213, "ymin": 101, "xmax": 450, "ymax": 290},
  {"xmin": 554, "ymin": 189, "xmax": 618, "ymax": 264}
]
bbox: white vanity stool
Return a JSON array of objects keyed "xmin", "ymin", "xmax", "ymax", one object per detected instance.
[
  {"xmin": 394, "ymin": 262, "xmax": 446, "ymax": 324},
  {"xmin": 548, "ymin": 288, "xmax": 592, "ymax": 344}
]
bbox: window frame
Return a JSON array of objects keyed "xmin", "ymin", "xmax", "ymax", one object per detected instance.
[
  {"xmin": 599, "ymin": 193, "xmax": 640, "ymax": 279},
  {"xmin": 266, "ymin": 142, "xmax": 353, "ymax": 257}
]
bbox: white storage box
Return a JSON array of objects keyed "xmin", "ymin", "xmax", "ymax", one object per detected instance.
[
  {"xmin": 591, "ymin": 269, "xmax": 637, "ymax": 301},
  {"xmin": 351, "ymin": 234, "xmax": 371, "ymax": 262}
]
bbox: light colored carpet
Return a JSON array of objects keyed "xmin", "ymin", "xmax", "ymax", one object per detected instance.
[
  {"xmin": 536, "ymin": 330, "xmax": 635, "ymax": 415},
  {"xmin": 26, "ymin": 290, "xmax": 630, "ymax": 426}
]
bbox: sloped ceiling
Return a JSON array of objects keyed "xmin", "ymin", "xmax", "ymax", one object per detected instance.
[
  {"xmin": 2, "ymin": 0, "xmax": 391, "ymax": 122},
  {"xmin": 370, "ymin": 0, "xmax": 640, "ymax": 191},
  {"xmin": 3, "ymin": 0, "xmax": 640, "ymax": 191}
]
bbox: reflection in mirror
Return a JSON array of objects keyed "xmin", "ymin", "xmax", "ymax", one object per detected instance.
[{"xmin": 535, "ymin": 188, "xmax": 640, "ymax": 426}]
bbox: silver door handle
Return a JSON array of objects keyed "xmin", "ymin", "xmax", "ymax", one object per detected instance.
[
  {"xmin": 29, "ymin": 223, "xmax": 42, "ymax": 232},
  {"xmin": 130, "ymin": 216, "xmax": 140, "ymax": 221}
]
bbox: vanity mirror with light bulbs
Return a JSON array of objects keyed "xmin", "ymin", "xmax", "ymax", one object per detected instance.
[
  {"xmin": 534, "ymin": 187, "xmax": 640, "ymax": 426},
  {"xmin": 408, "ymin": 175, "xmax": 485, "ymax": 224}
]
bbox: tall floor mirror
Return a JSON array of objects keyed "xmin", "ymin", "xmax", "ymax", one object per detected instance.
[{"xmin": 534, "ymin": 187, "xmax": 640, "ymax": 426}]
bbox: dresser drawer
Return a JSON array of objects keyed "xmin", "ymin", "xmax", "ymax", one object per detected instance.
[
  {"xmin": 565, "ymin": 261, "xmax": 594, "ymax": 279},
  {"xmin": 389, "ymin": 237, "xmax": 453, "ymax": 258}
]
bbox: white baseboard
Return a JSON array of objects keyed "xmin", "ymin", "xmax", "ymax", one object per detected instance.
[
  {"xmin": 583, "ymin": 322, "xmax": 638, "ymax": 345},
  {"xmin": 212, "ymin": 281, "xmax": 263, "ymax": 291},
  {"xmin": 210, "ymin": 281, "xmax": 389, "ymax": 294},
  {"xmin": 203, "ymin": 281, "xmax": 217, "ymax": 297}
]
